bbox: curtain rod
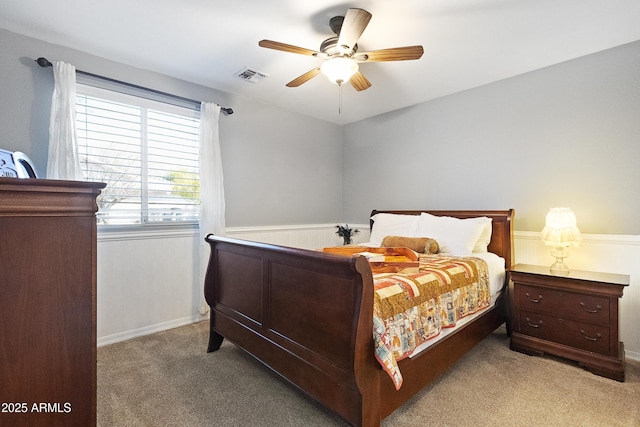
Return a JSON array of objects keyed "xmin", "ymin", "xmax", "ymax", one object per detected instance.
[{"xmin": 35, "ymin": 57, "xmax": 233, "ymax": 115}]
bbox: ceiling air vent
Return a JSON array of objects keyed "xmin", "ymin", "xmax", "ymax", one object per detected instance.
[{"xmin": 234, "ymin": 67, "xmax": 268, "ymax": 83}]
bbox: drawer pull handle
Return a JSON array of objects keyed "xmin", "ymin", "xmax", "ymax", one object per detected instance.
[
  {"xmin": 580, "ymin": 302, "xmax": 602, "ymax": 313},
  {"xmin": 525, "ymin": 318, "xmax": 543, "ymax": 328},
  {"xmin": 525, "ymin": 292, "xmax": 543, "ymax": 303},
  {"xmin": 580, "ymin": 329, "xmax": 601, "ymax": 341}
]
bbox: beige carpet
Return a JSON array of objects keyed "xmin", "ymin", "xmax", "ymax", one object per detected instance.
[{"xmin": 97, "ymin": 321, "xmax": 640, "ymax": 426}]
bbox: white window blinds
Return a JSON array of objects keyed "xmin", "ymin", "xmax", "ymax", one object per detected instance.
[{"xmin": 76, "ymin": 84, "xmax": 200, "ymax": 225}]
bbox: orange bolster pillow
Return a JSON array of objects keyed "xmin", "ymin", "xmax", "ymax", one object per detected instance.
[{"xmin": 381, "ymin": 236, "xmax": 439, "ymax": 254}]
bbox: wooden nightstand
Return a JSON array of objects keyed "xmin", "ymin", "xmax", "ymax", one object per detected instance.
[{"xmin": 509, "ymin": 264, "xmax": 629, "ymax": 381}]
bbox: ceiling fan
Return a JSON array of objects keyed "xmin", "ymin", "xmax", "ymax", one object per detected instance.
[{"xmin": 258, "ymin": 8, "xmax": 424, "ymax": 91}]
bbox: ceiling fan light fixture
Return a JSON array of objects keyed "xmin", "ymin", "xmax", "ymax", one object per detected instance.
[{"xmin": 320, "ymin": 57, "xmax": 358, "ymax": 85}]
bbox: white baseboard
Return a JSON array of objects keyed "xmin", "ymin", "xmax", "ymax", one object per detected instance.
[
  {"xmin": 97, "ymin": 313, "xmax": 208, "ymax": 347},
  {"xmin": 626, "ymin": 350, "xmax": 640, "ymax": 362}
]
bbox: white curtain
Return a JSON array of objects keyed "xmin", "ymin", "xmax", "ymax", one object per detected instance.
[
  {"xmin": 47, "ymin": 61, "xmax": 83, "ymax": 180},
  {"xmin": 198, "ymin": 102, "xmax": 226, "ymax": 315}
]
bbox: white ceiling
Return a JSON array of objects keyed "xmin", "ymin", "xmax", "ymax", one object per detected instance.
[{"xmin": 2, "ymin": 0, "xmax": 640, "ymax": 124}]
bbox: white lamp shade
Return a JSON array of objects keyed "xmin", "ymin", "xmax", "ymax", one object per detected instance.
[
  {"xmin": 541, "ymin": 207, "xmax": 582, "ymax": 248},
  {"xmin": 320, "ymin": 57, "xmax": 359, "ymax": 85}
]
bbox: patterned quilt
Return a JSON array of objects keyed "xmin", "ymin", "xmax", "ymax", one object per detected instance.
[{"xmin": 372, "ymin": 254, "xmax": 491, "ymax": 390}]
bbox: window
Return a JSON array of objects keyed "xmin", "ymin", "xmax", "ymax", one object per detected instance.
[{"xmin": 76, "ymin": 83, "xmax": 200, "ymax": 226}]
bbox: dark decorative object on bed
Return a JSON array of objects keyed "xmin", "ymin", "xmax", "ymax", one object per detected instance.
[{"xmin": 204, "ymin": 209, "xmax": 514, "ymax": 426}]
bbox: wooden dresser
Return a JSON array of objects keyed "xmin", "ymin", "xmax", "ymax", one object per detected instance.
[
  {"xmin": 0, "ymin": 178, "xmax": 105, "ymax": 426},
  {"xmin": 509, "ymin": 263, "xmax": 629, "ymax": 381}
]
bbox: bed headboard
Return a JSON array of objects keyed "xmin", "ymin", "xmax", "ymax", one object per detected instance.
[{"xmin": 369, "ymin": 209, "xmax": 515, "ymax": 268}]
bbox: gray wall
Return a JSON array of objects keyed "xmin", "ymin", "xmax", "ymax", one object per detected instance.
[
  {"xmin": 342, "ymin": 41, "xmax": 640, "ymax": 235},
  {"xmin": 3, "ymin": 28, "xmax": 639, "ymax": 234},
  {"xmin": 0, "ymin": 28, "xmax": 342, "ymax": 227}
]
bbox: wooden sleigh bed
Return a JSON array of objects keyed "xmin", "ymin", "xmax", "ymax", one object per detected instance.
[{"xmin": 204, "ymin": 209, "xmax": 514, "ymax": 426}]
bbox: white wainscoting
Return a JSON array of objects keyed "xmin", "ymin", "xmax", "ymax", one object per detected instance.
[
  {"xmin": 96, "ymin": 228, "xmax": 204, "ymax": 347},
  {"xmin": 96, "ymin": 225, "xmax": 639, "ymax": 362},
  {"xmin": 225, "ymin": 223, "xmax": 371, "ymax": 249}
]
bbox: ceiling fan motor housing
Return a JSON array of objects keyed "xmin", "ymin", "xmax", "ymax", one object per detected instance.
[{"xmin": 321, "ymin": 37, "xmax": 358, "ymax": 57}]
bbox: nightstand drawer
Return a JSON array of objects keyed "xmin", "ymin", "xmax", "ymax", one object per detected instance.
[
  {"xmin": 518, "ymin": 311, "xmax": 611, "ymax": 355},
  {"xmin": 516, "ymin": 284, "xmax": 610, "ymax": 325}
]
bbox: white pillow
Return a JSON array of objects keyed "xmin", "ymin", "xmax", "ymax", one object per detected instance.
[
  {"xmin": 467, "ymin": 216, "xmax": 493, "ymax": 253},
  {"xmin": 416, "ymin": 213, "xmax": 487, "ymax": 256},
  {"xmin": 369, "ymin": 213, "xmax": 420, "ymax": 246}
]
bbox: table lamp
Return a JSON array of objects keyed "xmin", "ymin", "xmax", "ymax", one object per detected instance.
[{"xmin": 541, "ymin": 207, "xmax": 582, "ymax": 275}]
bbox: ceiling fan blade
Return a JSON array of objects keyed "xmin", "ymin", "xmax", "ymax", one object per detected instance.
[
  {"xmin": 349, "ymin": 71, "xmax": 372, "ymax": 92},
  {"xmin": 259, "ymin": 40, "xmax": 323, "ymax": 57},
  {"xmin": 355, "ymin": 45, "xmax": 424, "ymax": 62},
  {"xmin": 337, "ymin": 8, "xmax": 372, "ymax": 52},
  {"xmin": 286, "ymin": 67, "xmax": 321, "ymax": 87}
]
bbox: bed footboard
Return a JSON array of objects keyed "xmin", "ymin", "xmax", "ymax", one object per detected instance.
[
  {"xmin": 204, "ymin": 209, "xmax": 514, "ymax": 426},
  {"xmin": 204, "ymin": 235, "xmax": 380, "ymax": 426}
]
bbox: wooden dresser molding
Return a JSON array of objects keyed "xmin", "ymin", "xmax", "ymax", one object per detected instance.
[{"xmin": 0, "ymin": 178, "xmax": 101, "ymax": 216}]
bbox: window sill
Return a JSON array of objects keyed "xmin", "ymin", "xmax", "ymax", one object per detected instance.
[{"xmin": 97, "ymin": 223, "xmax": 199, "ymax": 242}]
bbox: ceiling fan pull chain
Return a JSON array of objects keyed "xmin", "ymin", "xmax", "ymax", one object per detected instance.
[{"xmin": 338, "ymin": 83, "xmax": 343, "ymax": 115}]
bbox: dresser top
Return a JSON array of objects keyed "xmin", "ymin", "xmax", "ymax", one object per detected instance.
[
  {"xmin": 0, "ymin": 177, "xmax": 105, "ymax": 217},
  {"xmin": 510, "ymin": 263, "xmax": 629, "ymax": 286}
]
